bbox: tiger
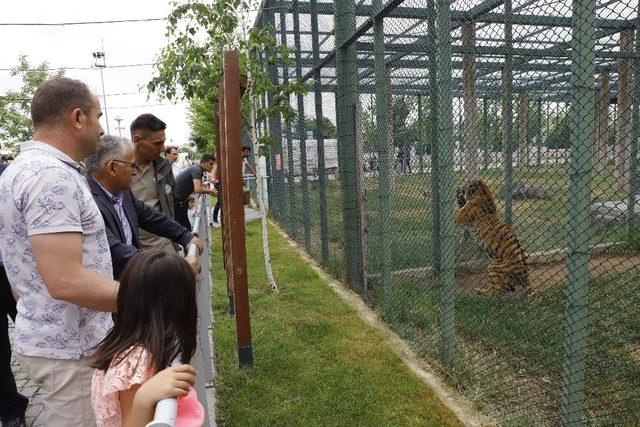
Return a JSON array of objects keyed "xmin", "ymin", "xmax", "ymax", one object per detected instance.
[{"xmin": 454, "ymin": 180, "xmax": 529, "ymax": 294}]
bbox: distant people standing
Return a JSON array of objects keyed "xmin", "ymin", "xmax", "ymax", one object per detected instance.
[
  {"xmin": 212, "ymin": 152, "xmax": 222, "ymax": 226},
  {"xmin": 174, "ymin": 154, "xmax": 218, "ymax": 229},
  {"xmin": 166, "ymin": 146, "xmax": 182, "ymax": 178},
  {"xmin": 130, "ymin": 114, "xmax": 177, "ymax": 252},
  {"xmin": 213, "ymin": 147, "xmax": 255, "ymax": 225},
  {"xmin": 0, "ymin": 77, "xmax": 118, "ymax": 426},
  {"xmin": 241, "ymin": 146, "xmax": 256, "ymax": 178}
]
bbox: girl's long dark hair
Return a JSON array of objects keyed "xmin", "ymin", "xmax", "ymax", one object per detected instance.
[{"xmin": 92, "ymin": 249, "xmax": 198, "ymax": 373}]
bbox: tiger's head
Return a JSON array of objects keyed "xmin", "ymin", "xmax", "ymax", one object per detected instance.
[{"xmin": 456, "ymin": 180, "xmax": 497, "ymax": 215}]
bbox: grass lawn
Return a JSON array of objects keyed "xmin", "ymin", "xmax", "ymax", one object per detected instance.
[
  {"xmin": 273, "ymin": 162, "xmax": 640, "ymax": 424},
  {"xmin": 210, "ymin": 221, "xmax": 463, "ymax": 426},
  {"xmin": 379, "ymin": 270, "xmax": 640, "ymax": 425},
  {"xmin": 283, "ymin": 164, "xmax": 632, "ymax": 277}
]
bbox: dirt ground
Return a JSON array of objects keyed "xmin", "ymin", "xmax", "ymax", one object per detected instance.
[{"xmin": 456, "ymin": 254, "xmax": 640, "ymax": 294}]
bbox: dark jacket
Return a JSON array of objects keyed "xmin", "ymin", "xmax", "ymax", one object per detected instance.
[
  {"xmin": 86, "ymin": 175, "xmax": 193, "ymax": 279},
  {"xmin": 0, "ymin": 164, "xmax": 6, "ymax": 267}
]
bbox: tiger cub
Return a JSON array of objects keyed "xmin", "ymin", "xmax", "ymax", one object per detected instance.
[{"xmin": 454, "ymin": 180, "xmax": 529, "ymax": 294}]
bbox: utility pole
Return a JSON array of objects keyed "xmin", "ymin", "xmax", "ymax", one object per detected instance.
[
  {"xmin": 114, "ymin": 116, "xmax": 125, "ymax": 137},
  {"xmin": 92, "ymin": 39, "xmax": 110, "ymax": 134}
]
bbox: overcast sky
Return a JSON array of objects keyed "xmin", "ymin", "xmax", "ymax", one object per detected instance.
[{"xmin": 0, "ymin": 0, "xmax": 193, "ymax": 146}]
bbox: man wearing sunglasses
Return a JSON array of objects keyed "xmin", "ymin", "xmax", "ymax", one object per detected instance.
[{"xmin": 84, "ymin": 135, "xmax": 203, "ymax": 279}]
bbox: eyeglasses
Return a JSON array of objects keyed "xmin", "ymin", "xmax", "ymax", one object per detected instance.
[{"xmin": 111, "ymin": 159, "xmax": 140, "ymax": 173}]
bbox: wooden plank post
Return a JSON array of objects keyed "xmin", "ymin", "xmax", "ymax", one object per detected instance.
[
  {"xmin": 218, "ymin": 85, "xmax": 235, "ymax": 316},
  {"xmin": 518, "ymin": 91, "xmax": 528, "ymax": 166},
  {"xmin": 616, "ymin": 28, "xmax": 634, "ymax": 193},
  {"xmin": 595, "ymin": 72, "xmax": 610, "ymax": 176},
  {"xmin": 221, "ymin": 51, "xmax": 253, "ymax": 367}
]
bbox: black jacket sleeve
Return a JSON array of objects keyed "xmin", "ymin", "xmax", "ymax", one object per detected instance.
[
  {"xmin": 132, "ymin": 194, "xmax": 193, "ymax": 248},
  {"xmin": 106, "ymin": 225, "xmax": 140, "ymax": 280}
]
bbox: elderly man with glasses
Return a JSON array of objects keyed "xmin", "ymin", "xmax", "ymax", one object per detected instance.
[{"xmin": 85, "ymin": 135, "xmax": 202, "ymax": 279}]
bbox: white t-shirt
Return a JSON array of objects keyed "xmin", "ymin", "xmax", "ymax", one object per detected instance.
[
  {"xmin": 242, "ymin": 158, "xmax": 249, "ymax": 176},
  {"xmin": 187, "ymin": 208, "xmax": 196, "ymax": 226},
  {"xmin": 0, "ymin": 141, "xmax": 113, "ymax": 359}
]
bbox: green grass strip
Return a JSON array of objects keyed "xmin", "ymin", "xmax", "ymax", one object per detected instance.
[{"xmin": 211, "ymin": 221, "xmax": 462, "ymax": 426}]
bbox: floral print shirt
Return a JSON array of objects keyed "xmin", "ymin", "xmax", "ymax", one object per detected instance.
[{"xmin": 0, "ymin": 141, "xmax": 113, "ymax": 359}]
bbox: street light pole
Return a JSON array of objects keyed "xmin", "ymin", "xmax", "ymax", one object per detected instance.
[
  {"xmin": 92, "ymin": 40, "xmax": 110, "ymax": 134},
  {"xmin": 114, "ymin": 116, "xmax": 124, "ymax": 137}
]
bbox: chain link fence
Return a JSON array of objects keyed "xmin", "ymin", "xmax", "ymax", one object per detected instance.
[{"xmin": 255, "ymin": 0, "xmax": 639, "ymax": 423}]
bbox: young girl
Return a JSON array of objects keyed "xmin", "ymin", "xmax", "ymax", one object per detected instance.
[
  {"xmin": 187, "ymin": 196, "xmax": 197, "ymax": 227},
  {"xmin": 91, "ymin": 250, "xmax": 204, "ymax": 426}
]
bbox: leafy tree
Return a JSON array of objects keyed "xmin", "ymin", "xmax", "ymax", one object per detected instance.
[
  {"xmin": 148, "ymin": 0, "xmax": 306, "ymax": 291},
  {"xmin": 0, "ymin": 56, "xmax": 64, "ymax": 147},
  {"xmin": 295, "ymin": 116, "xmax": 336, "ymax": 139},
  {"xmin": 391, "ymin": 96, "xmax": 417, "ymax": 149},
  {"xmin": 545, "ymin": 112, "xmax": 570, "ymax": 149},
  {"xmin": 187, "ymin": 98, "xmax": 217, "ymax": 151},
  {"xmin": 473, "ymin": 100, "xmax": 545, "ymax": 153},
  {"xmin": 362, "ymin": 95, "xmax": 430, "ymax": 157},
  {"xmin": 475, "ymin": 100, "xmax": 503, "ymax": 152}
]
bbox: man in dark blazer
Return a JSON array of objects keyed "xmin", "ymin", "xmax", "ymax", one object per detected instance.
[{"xmin": 85, "ymin": 135, "xmax": 202, "ymax": 279}]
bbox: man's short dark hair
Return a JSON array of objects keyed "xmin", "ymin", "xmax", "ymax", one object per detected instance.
[
  {"xmin": 31, "ymin": 77, "xmax": 95, "ymax": 129},
  {"xmin": 130, "ymin": 114, "xmax": 167, "ymax": 138},
  {"xmin": 200, "ymin": 153, "xmax": 215, "ymax": 164},
  {"xmin": 241, "ymin": 146, "xmax": 251, "ymax": 152},
  {"xmin": 165, "ymin": 146, "xmax": 178, "ymax": 155}
]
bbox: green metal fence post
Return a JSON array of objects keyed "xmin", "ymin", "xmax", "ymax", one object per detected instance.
[
  {"xmin": 436, "ymin": 0, "xmax": 457, "ymax": 365},
  {"xmin": 293, "ymin": 2, "xmax": 312, "ymax": 252},
  {"xmin": 280, "ymin": 12, "xmax": 296, "ymax": 237},
  {"xmin": 559, "ymin": 0, "xmax": 597, "ymax": 421},
  {"xmin": 310, "ymin": 0, "xmax": 329, "ymax": 263},
  {"xmin": 373, "ymin": 0, "xmax": 393, "ymax": 309},
  {"xmin": 333, "ymin": 0, "xmax": 362, "ymax": 287},
  {"xmin": 428, "ymin": 0, "xmax": 441, "ymax": 275},
  {"xmin": 483, "ymin": 98, "xmax": 489, "ymax": 170},
  {"xmin": 547, "ymin": 103, "xmax": 551, "ymax": 164},
  {"xmin": 502, "ymin": 0, "xmax": 514, "ymax": 226},
  {"xmin": 612, "ymin": 105, "xmax": 617, "ymax": 161},
  {"xmin": 626, "ymin": 24, "xmax": 639, "ymax": 233},
  {"xmin": 458, "ymin": 107, "xmax": 464, "ymax": 153},
  {"xmin": 537, "ymin": 100, "xmax": 543, "ymax": 166},
  {"xmin": 418, "ymin": 95, "xmax": 425, "ymax": 174},
  {"xmin": 265, "ymin": 10, "xmax": 286, "ymax": 222}
]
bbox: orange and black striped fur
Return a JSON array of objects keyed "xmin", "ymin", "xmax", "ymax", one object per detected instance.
[{"xmin": 454, "ymin": 180, "xmax": 529, "ymax": 293}]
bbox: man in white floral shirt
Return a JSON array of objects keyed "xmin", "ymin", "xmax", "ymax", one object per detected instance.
[{"xmin": 0, "ymin": 78, "xmax": 119, "ymax": 426}]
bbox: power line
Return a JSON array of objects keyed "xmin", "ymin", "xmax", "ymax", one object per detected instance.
[
  {"xmin": 0, "ymin": 5, "xmax": 289, "ymax": 27},
  {"xmin": 0, "ymin": 91, "xmax": 150, "ymax": 101},
  {"xmin": 0, "ymin": 96, "xmax": 187, "ymax": 108},
  {"xmin": 0, "ymin": 17, "xmax": 166, "ymax": 26},
  {"xmin": 109, "ymin": 103, "xmax": 187, "ymax": 109},
  {"xmin": 0, "ymin": 63, "xmax": 154, "ymax": 72}
]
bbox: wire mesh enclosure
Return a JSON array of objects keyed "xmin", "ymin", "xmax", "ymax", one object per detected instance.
[{"xmin": 254, "ymin": 0, "xmax": 639, "ymax": 423}]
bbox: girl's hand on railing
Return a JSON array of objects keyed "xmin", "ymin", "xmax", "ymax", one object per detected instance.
[
  {"xmin": 135, "ymin": 364, "xmax": 197, "ymax": 412},
  {"xmin": 184, "ymin": 256, "xmax": 201, "ymax": 274}
]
